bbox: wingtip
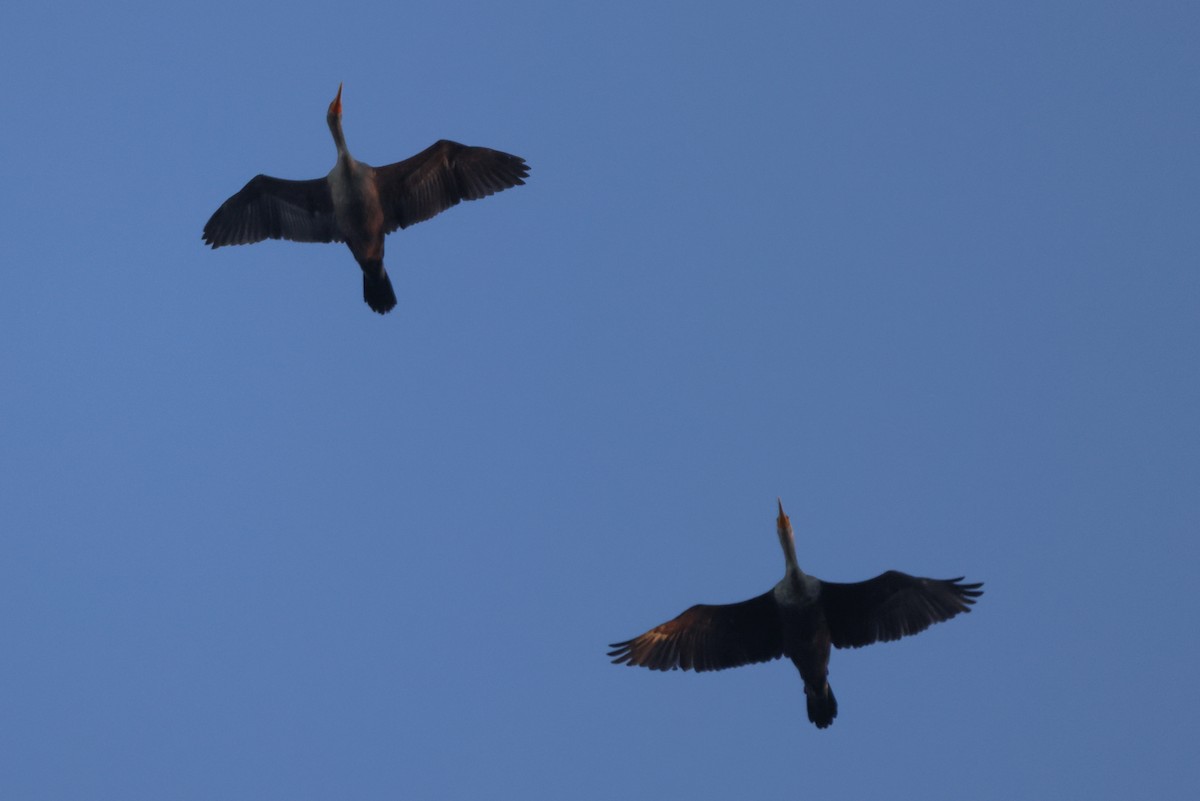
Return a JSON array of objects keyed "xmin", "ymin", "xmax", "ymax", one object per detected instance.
[
  {"xmin": 607, "ymin": 641, "xmax": 635, "ymax": 664},
  {"xmin": 948, "ymin": 577, "xmax": 985, "ymax": 606},
  {"xmin": 952, "ymin": 577, "xmax": 985, "ymax": 595}
]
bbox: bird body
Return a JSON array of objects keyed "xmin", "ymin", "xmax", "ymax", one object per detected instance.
[
  {"xmin": 771, "ymin": 568, "xmax": 839, "ymax": 728},
  {"xmin": 203, "ymin": 84, "xmax": 529, "ymax": 314},
  {"xmin": 609, "ymin": 499, "xmax": 982, "ymax": 729},
  {"xmin": 324, "ymin": 122, "xmax": 392, "ymax": 312}
]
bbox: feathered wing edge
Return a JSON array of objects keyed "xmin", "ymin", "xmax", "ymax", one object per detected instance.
[
  {"xmin": 608, "ymin": 590, "xmax": 784, "ymax": 673},
  {"xmin": 375, "ymin": 140, "xmax": 529, "ymax": 234},
  {"xmin": 203, "ymin": 175, "xmax": 340, "ymax": 248},
  {"xmin": 819, "ymin": 571, "xmax": 983, "ymax": 650}
]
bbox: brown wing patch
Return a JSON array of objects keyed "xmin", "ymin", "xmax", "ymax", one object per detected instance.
[
  {"xmin": 375, "ymin": 140, "xmax": 529, "ymax": 234},
  {"xmin": 609, "ymin": 590, "xmax": 784, "ymax": 673}
]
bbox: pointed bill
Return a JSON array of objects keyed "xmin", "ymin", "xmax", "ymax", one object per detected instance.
[{"xmin": 330, "ymin": 82, "xmax": 343, "ymax": 117}]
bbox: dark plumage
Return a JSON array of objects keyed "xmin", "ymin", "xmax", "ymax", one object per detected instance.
[
  {"xmin": 203, "ymin": 84, "xmax": 529, "ymax": 314},
  {"xmin": 609, "ymin": 499, "xmax": 982, "ymax": 729}
]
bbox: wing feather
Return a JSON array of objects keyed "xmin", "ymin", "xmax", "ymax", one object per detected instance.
[
  {"xmin": 375, "ymin": 140, "xmax": 529, "ymax": 234},
  {"xmin": 819, "ymin": 571, "xmax": 983, "ymax": 650},
  {"xmin": 608, "ymin": 590, "xmax": 784, "ymax": 672},
  {"xmin": 203, "ymin": 175, "xmax": 340, "ymax": 247}
]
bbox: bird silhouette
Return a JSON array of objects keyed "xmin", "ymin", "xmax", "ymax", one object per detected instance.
[
  {"xmin": 204, "ymin": 84, "xmax": 528, "ymax": 314},
  {"xmin": 609, "ymin": 499, "xmax": 982, "ymax": 728}
]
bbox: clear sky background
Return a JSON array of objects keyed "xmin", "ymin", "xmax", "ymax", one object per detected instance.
[{"xmin": 1, "ymin": 1, "xmax": 1197, "ymax": 799}]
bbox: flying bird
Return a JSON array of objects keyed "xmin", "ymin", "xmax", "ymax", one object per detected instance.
[
  {"xmin": 609, "ymin": 499, "xmax": 982, "ymax": 729},
  {"xmin": 203, "ymin": 84, "xmax": 529, "ymax": 314}
]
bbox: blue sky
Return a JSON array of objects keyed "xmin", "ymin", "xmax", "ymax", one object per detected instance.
[{"xmin": 1, "ymin": 1, "xmax": 1197, "ymax": 798}]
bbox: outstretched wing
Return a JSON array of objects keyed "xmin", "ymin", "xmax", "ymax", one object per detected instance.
[
  {"xmin": 203, "ymin": 175, "xmax": 340, "ymax": 247},
  {"xmin": 819, "ymin": 571, "xmax": 983, "ymax": 650},
  {"xmin": 608, "ymin": 590, "xmax": 784, "ymax": 672},
  {"xmin": 375, "ymin": 140, "xmax": 528, "ymax": 234}
]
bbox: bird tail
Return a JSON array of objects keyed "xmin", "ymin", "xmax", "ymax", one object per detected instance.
[
  {"xmin": 805, "ymin": 681, "xmax": 838, "ymax": 729},
  {"xmin": 362, "ymin": 264, "xmax": 397, "ymax": 315}
]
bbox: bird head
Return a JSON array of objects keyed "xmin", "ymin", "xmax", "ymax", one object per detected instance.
[
  {"xmin": 328, "ymin": 82, "xmax": 343, "ymax": 120},
  {"xmin": 776, "ymin": 498, "xmax": 800, "ymax": 571}
]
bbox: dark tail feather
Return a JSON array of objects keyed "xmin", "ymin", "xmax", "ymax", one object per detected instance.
[
  {"xmin": 806, "ymin": 681, "xmax": 838, "ymax": 729},
  {"xmin": 362, "ymin": 264, "xmax": 397, "ymax": 315}
]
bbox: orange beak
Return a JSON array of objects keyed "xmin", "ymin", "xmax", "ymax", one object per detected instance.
[
  {"xmin": 330, "ymin": 82, "xmax": 343, "ymax": 117},
  {"xmin": 777, "ymin": 497, "xmax": 792, "ymax": 530}
]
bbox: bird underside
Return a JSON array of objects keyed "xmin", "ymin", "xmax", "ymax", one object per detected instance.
[
  {"xmin": 608, "ymin": 502, "xmax": 982, "ymax": 729},
  {"xmin": 203, "ymin": 89, "xmax": 529, "ymax": 315}
]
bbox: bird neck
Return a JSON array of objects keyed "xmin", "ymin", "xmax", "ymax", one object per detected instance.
[
  {"xmin": 328, "ymin": 114, "xmax": 350, "ymax": 159},
  {"xmin": 777, "ymin": 525, "xmax": 802, "ymax": 577}
]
